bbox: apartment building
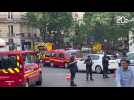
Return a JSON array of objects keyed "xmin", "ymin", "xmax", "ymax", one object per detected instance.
[
  {"xmin": 72, "ymin": 12, "xmax": 85, "ymax": 24},
  {"xmin": 0, "ymin": 12, "xmax": 40, "ymax": 50}
]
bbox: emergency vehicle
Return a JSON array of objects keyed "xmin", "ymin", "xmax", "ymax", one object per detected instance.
[
  {"xmin": 0, "ymin": 50, "xmax": 42, "ymax": 87},
  {"xmin": 33, "ymin": 42, "xmax": 54, "ymax": 60},
  {"xmin": 44, "ymin": 49, "xmax": 70, "ymax": 68}
]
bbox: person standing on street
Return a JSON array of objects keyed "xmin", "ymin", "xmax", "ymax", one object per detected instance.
[
  {"xmin": 115, "ymin": 59, "xmax": 134, "ymax": 87},
  {"xmin": 102, "ymin": 53, "xmax": 109, "ymax": 78},
  {"xmin": 84, "ymin": 55, "xmax": 94, "ymax": 81},
  {"xmin": 68, "ymin": 55, "xmax": 78, "ymax": 86}
]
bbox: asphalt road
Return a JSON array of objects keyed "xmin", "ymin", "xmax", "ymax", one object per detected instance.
[{"xmin": 38, "ymin": 67, "xmax": 117, "ymax": 87}]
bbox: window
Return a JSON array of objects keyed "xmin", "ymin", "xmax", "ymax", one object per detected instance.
[
  {"xmin": 45, "ymin": 52, "xmax": 52, "ymax": 57},
  {"xmin": 28, "ymin": 33, "xmax": 31, "ymax": 37},
  {"xmin": 107, "ymin": 55, "xmax": 116, "ymax": 60},
  {"xmin": 58, "ymin": 53, "xmax": 64, "ymax": 58},
  {"xmin": 8, "ymin": 12, "xmax": 13, "ymax": 19},
  {"xmin": 8, "ymin": 25, "xmax": 14, "ymax": 37},
  {"xmin": 24, "ymin": 54, "xmax": 36, "ymax": 64},
  {"xmin": 11, "ymin": 25, "xmax": 13, "ymax": 36},
  {"xmin": 51, "ymin": 53, "xmax": 56, "ymax": 57},
  {"xmin": 128, "ymin": 53, "xmax": 134, "ymax": 60},
  {"xmin": 0, "ymin": 56, "xmax": 17, "ymax": 69},
  {"xmin": 89, "ymin": 55, "xmax": 100, "ymax": 60},
  {"xmin": 21, "ymin": 33, "xmax": 25, "ymax": 37}
]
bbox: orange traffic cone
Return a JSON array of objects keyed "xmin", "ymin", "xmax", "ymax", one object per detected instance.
[{"xmin": 66, "ymin": 73, "xmax": 71, "ymax": 80}]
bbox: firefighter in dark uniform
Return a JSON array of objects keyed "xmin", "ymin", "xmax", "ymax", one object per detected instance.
[
  {"xmin": 85, "ymin": 55, "xmax": 94, "ymax": 81},
  {"xmin": 68, "ymin": 55, "xmax": 78, "ymax": 86},
  {"xmin": 102, "ymin": 53, "xmax": 109, "ymax": 78}
]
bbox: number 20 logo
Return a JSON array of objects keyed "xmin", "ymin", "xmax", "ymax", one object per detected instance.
[{"xmin": 116, "ymin": 16, "xmax": 128, "ymax": 24}]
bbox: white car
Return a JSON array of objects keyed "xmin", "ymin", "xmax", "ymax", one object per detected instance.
[
  {"xmin": 127, "ymin": 52, "xmax": 134, "ymax": 65},
  {"xmin": 77, "ymin": 54, "xmax": 119, "ymax": 73}
]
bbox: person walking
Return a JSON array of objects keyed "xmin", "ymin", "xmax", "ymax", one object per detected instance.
[
  {"xmin": 102, "ymin": 53, "xmax": 109, "ymax": 78},
  {"xmin": 115, "ymin": 59, "xmax": 134, "ymax": 87},
  {"xmin": 84, "ymin": 55, "xmax": 94, "ymax": 81},
  {"xmin": 68, "ymin": 55, "xmax": 78, "ymax": 86}
]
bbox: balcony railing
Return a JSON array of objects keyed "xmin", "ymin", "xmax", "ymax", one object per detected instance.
[{"xmin": 0, "ymin": 17, "xmax": 27, "ymax": 23}]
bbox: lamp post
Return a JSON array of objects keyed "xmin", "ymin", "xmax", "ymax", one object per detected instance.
[
  {"xmin": 61, "ymin": 31, "xmax": 64, "ymax": 48},
  {"xmin": 103, "ymin": 39, "xmax": 108, "ymax": 53}
]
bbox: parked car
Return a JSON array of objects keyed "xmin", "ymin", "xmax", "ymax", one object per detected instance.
[
  {"xmin": 127, "ymin": 52, "xmax": 134, "ymax": 66},
  {"xmin": 77, "ymin": 54, "xmax": 119, "ymax": 73},
  {"xmin": 43, "ymin": 49, "xmax": 71, "ymax": 68},
  {"xmin": 66, "ymin": 49, "xmax": 81, "ymax": 60}
]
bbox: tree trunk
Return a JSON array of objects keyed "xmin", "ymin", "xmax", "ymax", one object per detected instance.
[{"xmin": 40, "ymin": 27, "xmax": 47, "ymax": 42}]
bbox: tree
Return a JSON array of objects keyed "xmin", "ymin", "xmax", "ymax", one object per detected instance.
[
  {"xmin": 26, "ymin": 12, "xmax": 73, "ymax": 48},
  {"xmin": 25, "ymin": 12, "xmax": 49, "ymax": 41},
  {"xmin": 47, "ymin": 12, "xmax": 73, "ymax": 48},
  {"xmin": 83, "ymin": 12, "xmax": 133, "ymax": 41},
  {"xmin": 82, "ymin": 12, "xmax": 134, "ymax": 52}
]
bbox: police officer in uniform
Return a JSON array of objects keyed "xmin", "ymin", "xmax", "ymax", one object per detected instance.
[
  {"xmin": 102, "ymin": 53, "xmax": 109, "ymax": 78},
  {"xmin": 85, "ymin": 55, "xmax": 94, "ymax": 81},
  {"xmin": 68, "ymin": 55, "xmax": 78, "ymax": 86}
]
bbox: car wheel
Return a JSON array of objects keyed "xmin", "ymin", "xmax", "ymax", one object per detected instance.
[
  {"xmin": 64, "ymin": 63, "xmax": 68, "ymax": 69},
  {"xmin": 36, "ymin": 73, "xmax": 42, "ymax": 85},
  {"xmin": 50, "ymin": 62, "xmax": 54, "ymax": 67},
  {"xmin": 95, "ymin": 65, "xmax": 102, "ymax": 74}
]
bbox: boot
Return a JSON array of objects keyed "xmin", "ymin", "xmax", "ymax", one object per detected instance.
[
  {"xmin": 86, "ymin": 76, "xmax": 89, "ymax": 81},
  {"xmin": 70, "ymin": 81, "xmax": 77, "ymax": 86},
  {"xmin": 103, "ymin": 74, "xmax": 106, "ymax": 79},
  {"xmin": 105, "ymin": 75, "xmax": 110, "ymax": 78},
  {"xmin": 90, "ymin": 77, "xmax": 94, "ymax": 81}
]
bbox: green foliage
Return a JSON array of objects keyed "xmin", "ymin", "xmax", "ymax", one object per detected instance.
[
  {"xmin": 25, "ymin": 12, "xmax": 73, "ymax": 43},
  {"xmin": 83, "ymin": 12, "xmax": 134, "ymax": 42}
]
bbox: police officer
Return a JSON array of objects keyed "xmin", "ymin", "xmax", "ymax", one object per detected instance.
[
  {"xmin": 68, "ymin": 55, "xmax": 78, "ymax": 86},
  {"xmin": 84, "ymin": 55, "xmax": 94, "ymax": 81},
  {"xmin": 102, "ymin": 53, "xmax": 109, "ymax": 78}
]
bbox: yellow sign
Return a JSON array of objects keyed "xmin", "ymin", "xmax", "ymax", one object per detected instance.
[
  {"xmin": 45, "ymin": 43, "xmax": 53, "ymax": 51},
  {"xmin": 34, "ymin": 42, "xmax": 53, "ymax": 51},
  {"xmin": 92, "ymin": 42, "xmax": 102, "ymax": 53}
]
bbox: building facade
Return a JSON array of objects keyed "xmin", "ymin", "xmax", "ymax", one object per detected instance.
[
  {"xmin": 129, "ymin": 30, "xmax": 134, "ymax": 52},
  {"xmin": 72, "ymin": 12, "xmax": 85, "ymax": 25},
  {"xmin": 0, "ymin": 12, "xmax": 40, "ymax": 51}
]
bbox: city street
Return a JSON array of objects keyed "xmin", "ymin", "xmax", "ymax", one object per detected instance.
[
  {"xmin": 0, "ymin": 12, "xmax": 133, "ymax": 87},
  {"xmin": 38, "ymin": 67, "xmax": 116, "ymax": 87}
]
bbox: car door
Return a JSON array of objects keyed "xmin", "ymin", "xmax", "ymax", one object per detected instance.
[
  {"xmin": 108, "ymin": 56, "xmax": 119, "ymax": 70},
  {"xmin": 77, "ymin": 58, "xmax": 86, "ymax": 71},
  {"xmin": 57, "ymin": 53, "xmax": 66, "ymax": 67},
  {"xmin": 90, "ymin": 55, "xmax": 101, "ymax": 72},
  {"xmin": 24, "ymin": 54, "xmax": 39, "ymax": 84}
]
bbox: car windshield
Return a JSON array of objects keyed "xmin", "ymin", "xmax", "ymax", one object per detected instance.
[
  {"xmin": 89, "ymin": 55, "xmax": 100, "ymax": 60},
  {"xmin": 45, "ymin": 52, "xmax": 52, "ymax": 57},
  {"xmin": 127, "ymin": 53, "xmax": 134, "ymax": 60},
  {"xmin": 107, "ymin": 55, "xmax": 116, "ymax": 60},
  {"xmin": 0, "ymin": 56, "xmax": 17, "ymax": 69},
  {"xmin": 58, "ymin": 53, "xmax": 64, "ymax": 58},
  {"xmin": 66, "ymin": 50, "xmax": 81, "ymax": 58}
]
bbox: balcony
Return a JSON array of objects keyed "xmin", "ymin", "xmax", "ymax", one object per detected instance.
[{"xmin": 0, "ymin": 17, "xmax": 27, "ymax": 23}]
